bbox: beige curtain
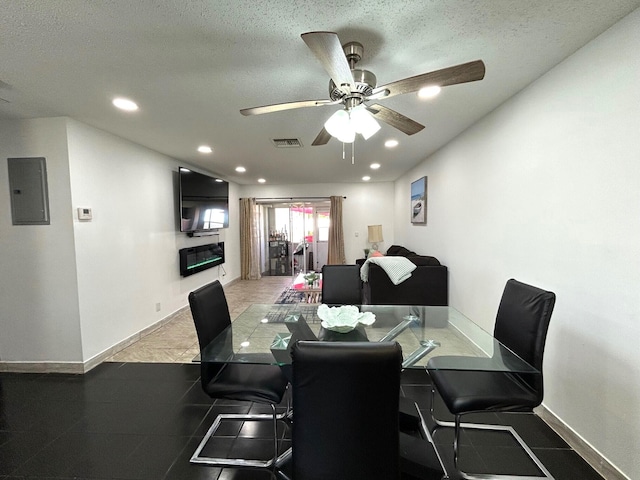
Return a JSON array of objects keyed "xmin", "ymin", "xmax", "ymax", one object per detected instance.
[
  {"xmin": 327, "ymin": 195, "xmax": 346, "ymax": 264},
  {"xmin": 240, "ymin": 198, "xmax": 261, "ymax": 279}
]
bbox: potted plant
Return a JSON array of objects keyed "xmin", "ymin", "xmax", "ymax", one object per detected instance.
[{"xmin": 304, "ymin": 271, "xmax": 320, "ymax": 287}]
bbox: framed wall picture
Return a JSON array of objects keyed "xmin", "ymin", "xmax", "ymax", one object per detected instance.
[{"xmin": 410, "ymin": 176, "xmax": 427, "ymax": 225}]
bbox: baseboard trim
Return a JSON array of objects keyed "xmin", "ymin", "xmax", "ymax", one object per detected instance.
[
  {"xmin": 0, "ymin": 362, "xmax": 85, "ymax": 374},
  {"xmin": 81, "ymin": 305, "xmax": 191, "ymax": 372},
  {"xmin": 536, "ymin": 405, "xmax": 629, "ymax": 480},
  {"xmin": 87, "ymin": 277, "xmax": 239, "ymax": 370},
  {"xmin": 223, "ymin": 276, "xmax": 240, "ymax": 286},
  {"xmin": 0, "ymin": 277, "xmax": 243, "ymax": 375},
  {"xmin": 0, "ymin": 305, "xmax": 191, "ymax": 375}
]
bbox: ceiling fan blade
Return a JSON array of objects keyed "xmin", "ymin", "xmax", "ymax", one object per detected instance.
[
  {"xmin": 301, "ymin": 32, "xmax": 355, "ymax": 94},
  {"xmin": 240, "ymin": 99, "xmax": 336, "ymax": 116},
  {"xmin": 311, "ymin": 127, "xmax": 332, "ymax": 146},
  {"xmin": 372, "ymin": 60, "xmax": 485, "ymax": 99},
  {"xmin": 366, "ymin": 104, "xmax": 425, "ymax": 135}
]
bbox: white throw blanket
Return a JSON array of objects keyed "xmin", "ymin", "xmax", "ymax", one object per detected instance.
[{"xmin": 360, "ymin": 256, "xmax": 417, "ymax": 285}]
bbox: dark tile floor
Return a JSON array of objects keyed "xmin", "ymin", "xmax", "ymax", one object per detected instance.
[{"xmin": 0, "ymin": 363, "xmax": 603, "ymax": 480}]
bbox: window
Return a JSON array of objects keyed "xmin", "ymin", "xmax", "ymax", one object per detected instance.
[{"xmin": 317, "ymin": 209, "xmax": 330, "ymax": 242}]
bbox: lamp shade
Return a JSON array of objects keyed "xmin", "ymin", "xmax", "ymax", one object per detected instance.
[{"xmin": 367, "ymin": 225, "xmax": 383, "ymax": 243}]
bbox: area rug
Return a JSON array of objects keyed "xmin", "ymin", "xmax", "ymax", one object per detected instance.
[{"xmin": 275, "ymin": 288, "xmax": 306, "ymax": 304}]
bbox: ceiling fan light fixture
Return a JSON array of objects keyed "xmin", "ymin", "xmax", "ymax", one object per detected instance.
[
  {"xmin": 325, "ymin": 106, "xmax": 379, "ymax": 143},
  {"xmin": 350, "ymin": 106, "xmax": 380, "ymax": 140},
  {"xmin": 336, "ymin": 126, "xmax": 356, "ymax": 144},
  {"xmin": 325, "ymin": 109, "xmax": 355, "ymax": 143}
]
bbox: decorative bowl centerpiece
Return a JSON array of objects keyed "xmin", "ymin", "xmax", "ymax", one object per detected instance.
[{"xmin": 317, "ymin": 304, "xmax": 376, "ymax": 333}]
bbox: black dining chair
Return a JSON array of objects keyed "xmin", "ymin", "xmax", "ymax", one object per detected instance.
[
  {"xmin": 321, "ymin": 264, "xmax": 362, "ymax": 305},
  {"xmin": 427, "ymin": 278, "xmax": 556, "ymax": 479},
  {"xmin": 188, "ymin": 280, "xmax": 289, "ymax": 468},
  {"xmin": 291, "ymin": 340, "xmax": 403, "ymax": 480}
]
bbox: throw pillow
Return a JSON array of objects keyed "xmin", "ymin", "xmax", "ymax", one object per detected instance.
[
  {"xmin": 368, "ymin": 250, "xmax": 384, "ymax": 258},
  {"xmin": 386, "ymin": 245, "xmax": 417, "ymax": 257},
  {"xmin": 410, "ymin": 256, "xmax": 441, "ymax": 266}
]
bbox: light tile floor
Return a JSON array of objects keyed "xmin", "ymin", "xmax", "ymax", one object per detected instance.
[{"xmin": 106, "ymin": 276, "xmax": 292, "ymax": 363}]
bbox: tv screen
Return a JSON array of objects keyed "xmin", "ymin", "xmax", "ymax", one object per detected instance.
[{"xmin": 179, "ymin": 167, "xmax": 229, "ymax": 232}]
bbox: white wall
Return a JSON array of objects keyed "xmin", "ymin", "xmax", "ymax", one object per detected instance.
[
  {"xmin": 0, "ymin": 117, "xmax": 240, "ymax": 365},
  {"xmin": 0, "ymin": 118, "xmax": 83, "ymax": 363},
  {"xmin": 66, "ymin": 119, "xmax": 240, "ymax": 363},
  {"xmin": 395, "ymin": 9, "xmax": 640, "ymax": 479},
  {"xmin": 240, "ymin": 182, "xmax": 396, "ymax": 263}
]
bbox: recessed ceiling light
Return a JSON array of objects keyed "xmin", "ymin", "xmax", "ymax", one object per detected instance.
[
  {"xmin": 418, "ymin": 85, "xmax": 441, "ymax": 99},
  {"xmin": 370, "ymin": 163, "xmax": 381, "ymax": 170},
  {"xmin": 197, "ymin": 145, "xmax": 213, "ymax": 154},
  {"xmin": 258, "ymin": 178, "xmax": 266, "ymax": 183},
  {"xmin": 385, "ymin": 140, "xmax": 399, "ymax": 148},
  {"xmin": 112, "ymin": 97, "xmax": 138, "ymax": 111},
  {"xmin": 235, "ymin": 166, "xmax": 246, "ymax": 173},
  {"xmin": 362, "ymin": 176, "xmax": 371, "ymax": 181}
]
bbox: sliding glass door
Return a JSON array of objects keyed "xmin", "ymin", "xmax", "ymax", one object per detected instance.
[{"xmin": 261, "ymin": 200, "xmax": 330, "ymax": 277}]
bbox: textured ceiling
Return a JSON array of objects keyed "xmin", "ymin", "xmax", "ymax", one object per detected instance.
[{"xmin": 1, "ymin": 1, "xmax": 638, "ymax": 185}]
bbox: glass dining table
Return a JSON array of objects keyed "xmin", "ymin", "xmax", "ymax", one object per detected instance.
[
  {"xmin": 198, "ymin": 303, "xmax": 542, "ymax": 477},
  {"xmin": 200, "ymin": 303, "xmax": 539, "ymax": 374}
]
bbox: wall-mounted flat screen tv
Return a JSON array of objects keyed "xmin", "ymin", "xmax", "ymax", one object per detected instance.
[{"xmin": 179, "ymin": 167, "xmax": 229, "ymax": 232}]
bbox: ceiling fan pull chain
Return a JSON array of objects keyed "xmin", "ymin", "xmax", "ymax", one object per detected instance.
[{"xmin": 352, "ymin": 140, "xmax": 355, "ymax": 165}]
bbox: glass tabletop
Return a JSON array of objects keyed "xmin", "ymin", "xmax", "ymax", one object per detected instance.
[{"xmin": 200, "ymin": 304, "xmax": 539, "ymax": 373}]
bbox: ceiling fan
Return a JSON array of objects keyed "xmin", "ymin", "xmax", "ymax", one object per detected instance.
[{"xmin": 240, "ymin": 31, "xmax": 486, "ymax": 146}]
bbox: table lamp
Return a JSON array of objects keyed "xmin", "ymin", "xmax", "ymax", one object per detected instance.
[{"xmin": 367, "ymin": 225, "xmax": 383, "ymax": 251}]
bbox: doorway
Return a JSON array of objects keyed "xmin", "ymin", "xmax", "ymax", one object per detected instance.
[{"xmin": 260, "ymin": 200, "xmax": 330, "ymax": 277}]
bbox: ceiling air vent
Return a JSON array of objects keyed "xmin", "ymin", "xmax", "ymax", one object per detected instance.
[{"xmin": 272, "ymin": 138, "xmax": 303, "ymax": 148}]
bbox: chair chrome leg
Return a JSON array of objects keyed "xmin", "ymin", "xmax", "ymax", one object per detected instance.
[
  {"xmin": 415, "ymin": 399, "xmax": 451, "ymax": 478},
  {"xmin": 429, "ymin": 388, "xmax": 555, "ymax": 480},
  {"xmin": 454, "ymin": 414, "xmax": 461, "ymax": 467},
  {"xmin": 271, "ymin": 403, "xmax": 278, "ymax": 468},
  {"xmin": 190, "ymin": 406, "xmax": 288, "ymax": 468}
]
